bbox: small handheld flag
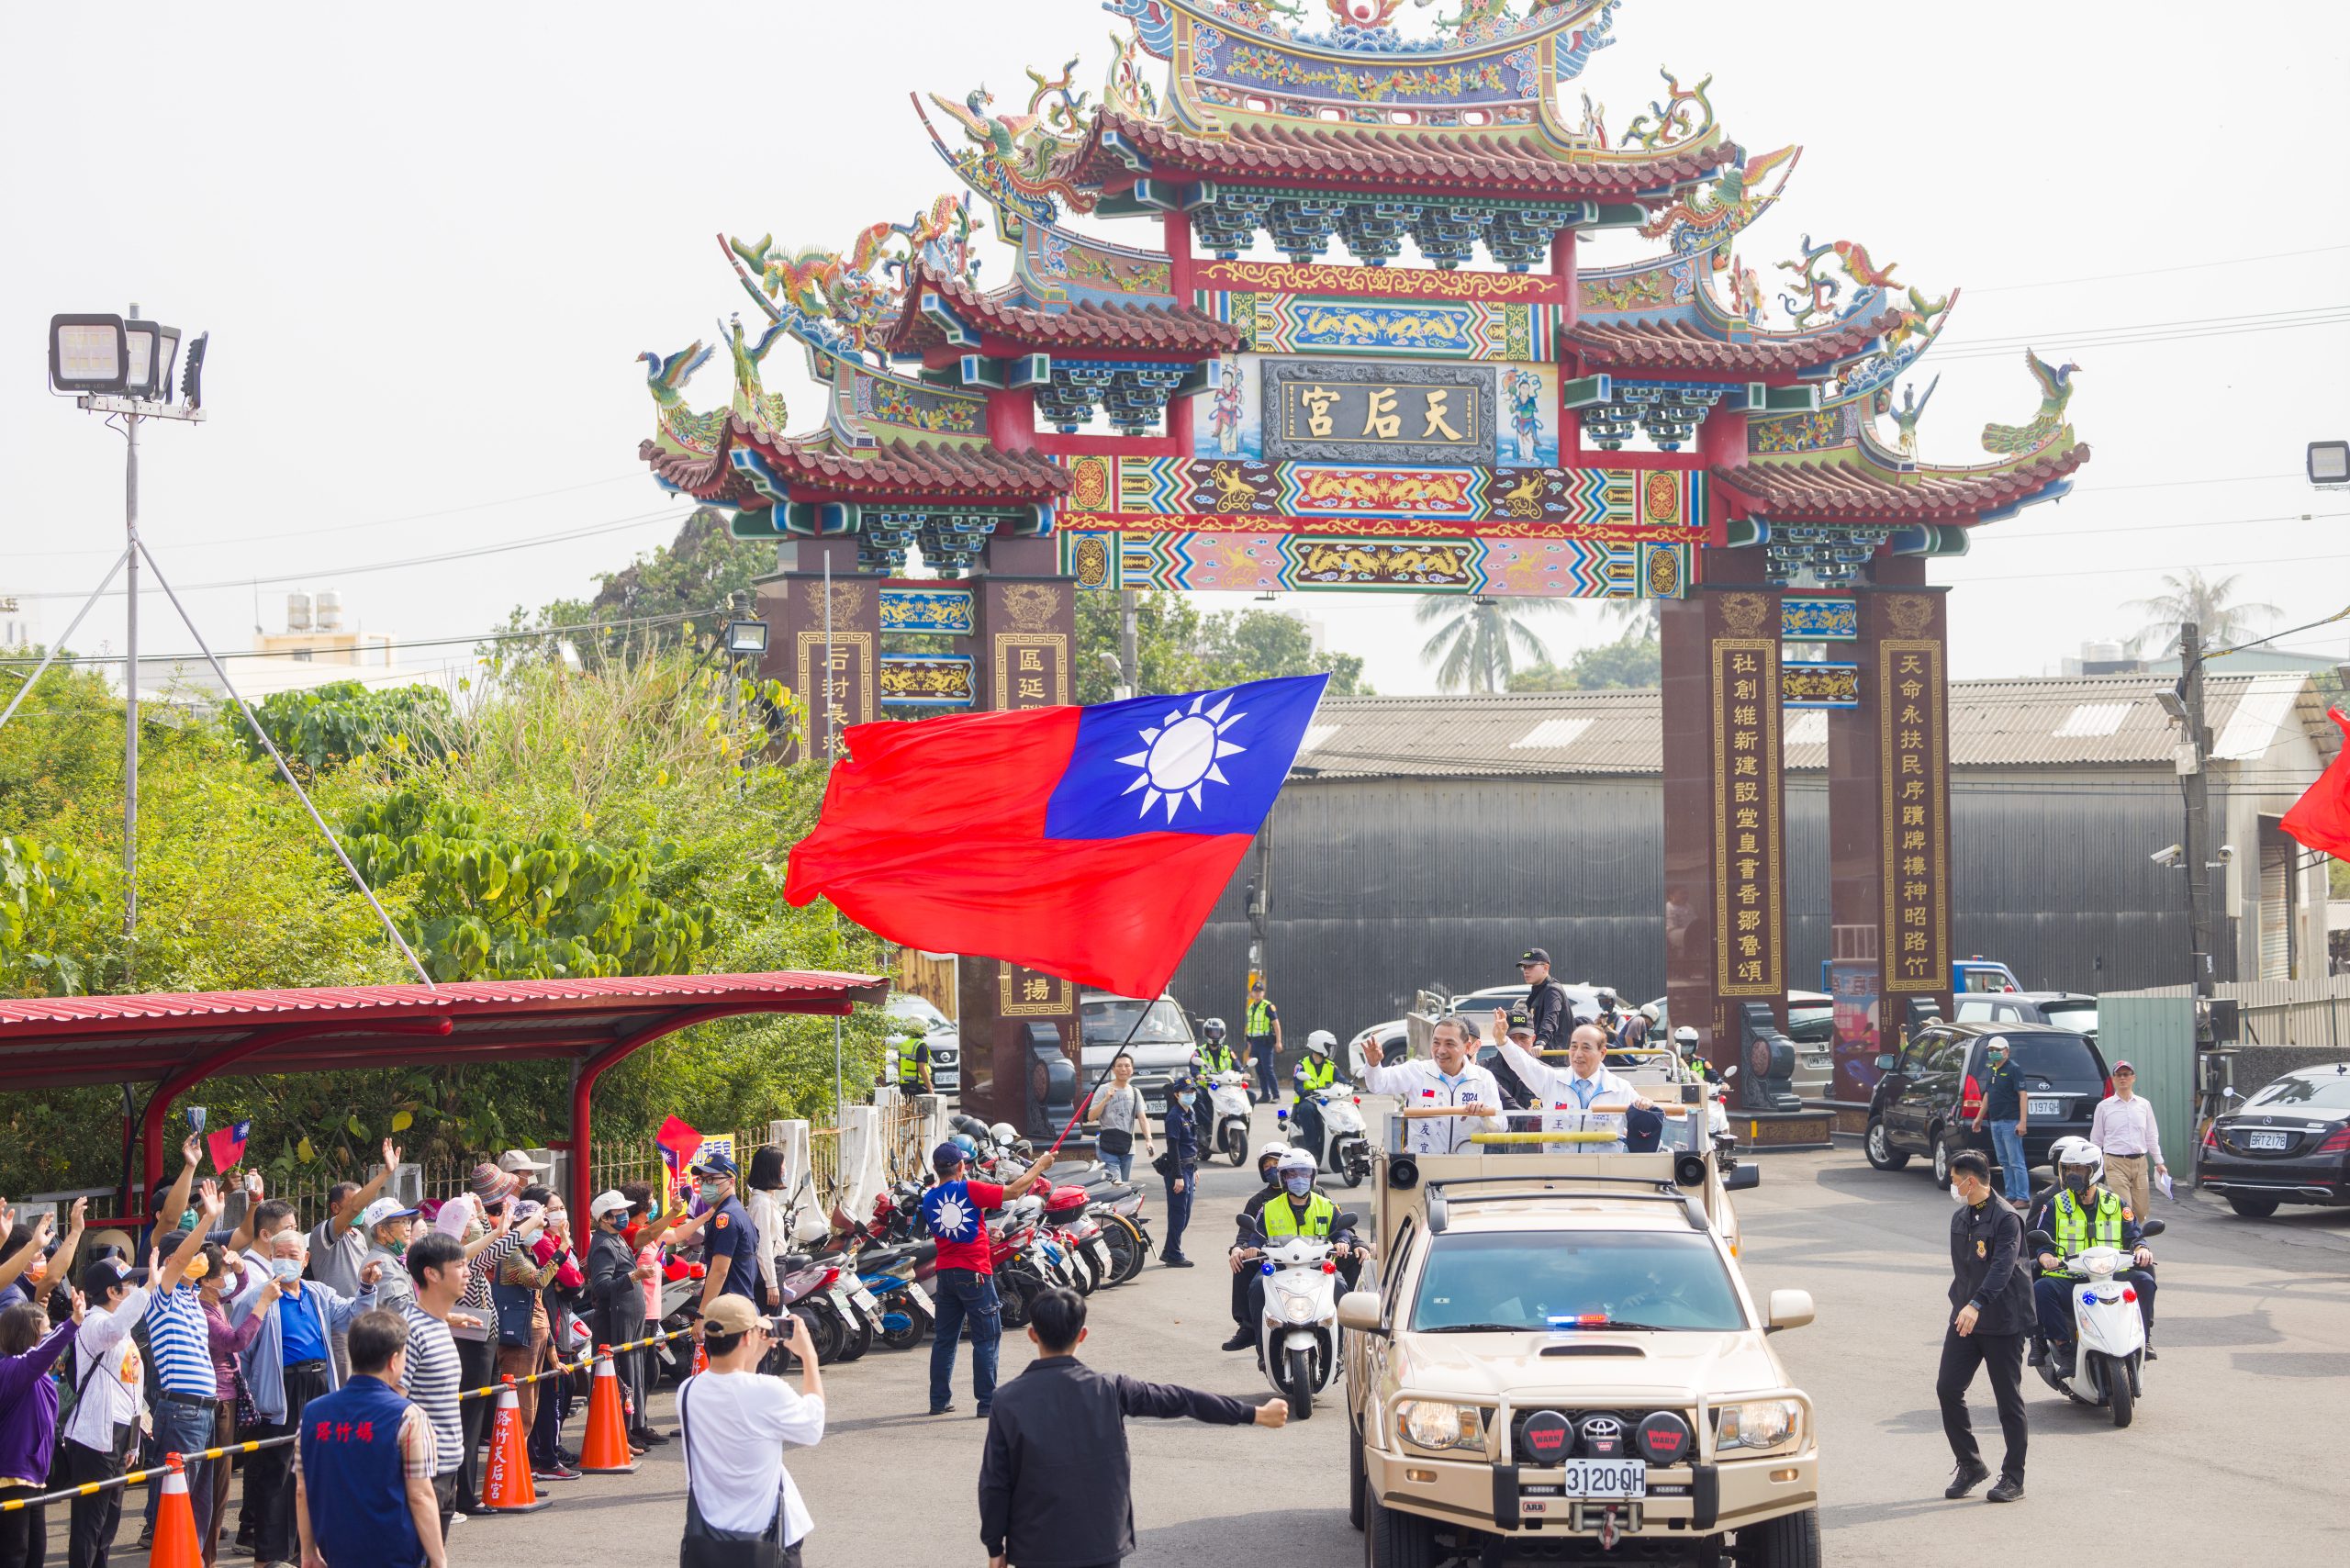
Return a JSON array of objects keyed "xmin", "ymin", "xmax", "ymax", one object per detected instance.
[
  {"xmin": 207, "ymin": 1119, "xmax": 252, "ymax": 1174},
  {"xmin": 783, "ymin": 675, "xmax": 1328, "ymax": 998}
]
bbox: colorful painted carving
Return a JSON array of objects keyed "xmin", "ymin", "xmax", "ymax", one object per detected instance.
[
  {"xmin": 1781, "ymin": 662, "xmax": 1860, "ymax": 709},
  {"xmin": 879, "ymin": 587, "xmax": 978, "ymax": 635},
  {"xmin": 1618, "ymin": 68, "xmax": 1712, "ymax": 151},
  {"xmin": 1210, "ymin": 361, "xmax": 1247, "ymax": 456},
  {"xmin": 724, "ymin": 196, "xmax": 975, "ymax": 360},
  {"xmin": 879, "ymin": 655, "xmax": 978, "ymax": 707},
  {"xmin": 1637, "ymin": 143, "xmax": 1799, "ymax": 262},
  {"xmin": 918, "ymin": 64, "xmax": 1097, "ymax": 236},
  {"xmin": 640, "ymin": 341, "xmax": 728, "ymax": 456},
  {"xmin": 1980, "ymin": 349, "xmax": 2081, "ymax": 456},
  {"xmin": 1874, "ymin": 375, "xmax": 1939, "ymax": 459},
  {"xmin": 720, "ymin": 314, "xmax": 792, "ymax": 432},
  {"xmin": 1776, "ymin": 234, "xmax": 1900, "ymax": 330},
  {"xmin": 1780, "ymin": 598, "xmax": 1859, "ymax": 642}
]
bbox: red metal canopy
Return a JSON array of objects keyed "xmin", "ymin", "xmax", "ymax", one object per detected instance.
[{"xmin": 0, "ymin": 971, "xmax": 889, "ymax": 1222}]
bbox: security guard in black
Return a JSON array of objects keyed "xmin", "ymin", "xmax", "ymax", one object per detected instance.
[
  {"xmin": 690, "ymin": 1150, "xmax": 765, "ymax": 1307},
  {"xmin": 1938, "ymin": 1156, "xmax": 2032, "ymax": 1499}
]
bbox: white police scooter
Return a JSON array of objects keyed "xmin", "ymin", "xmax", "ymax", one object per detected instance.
[
  {"xmin": 1278, "ymin": 1085, "xmax": 1371, "ymax": 1187},
  {"xmin": 2026, "ymin": 1215, "xmax": 2165, "ymax": 1428},
  {"xmin": 1252, "ymin": 1198, "xmax": 1360, "ymax": 1421},
  {"xmin": 1206, "ymin": 1069, "xmax": 1256, "ymax": 1165}
]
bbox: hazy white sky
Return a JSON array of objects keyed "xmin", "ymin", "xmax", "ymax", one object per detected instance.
[{"xmin": 5, "ymin": 1, "xmax": 2346, "ymax": 696}]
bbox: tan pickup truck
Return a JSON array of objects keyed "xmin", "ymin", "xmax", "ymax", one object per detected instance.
[{"xmin": 1339, "ymin": 1128, "xmax": 1820, "ymax": 1566}]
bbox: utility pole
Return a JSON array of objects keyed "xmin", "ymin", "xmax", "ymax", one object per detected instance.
[
  {"xmin": 1117, "ymin": 588, "xmax": 1139, "ymax": 700},
  {"xmin": 2177, "ymin": 621, "xmax": 2218, "ymax": 1004}
]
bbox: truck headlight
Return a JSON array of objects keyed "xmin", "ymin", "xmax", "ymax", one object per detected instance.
[
  {"xmin": 1716, "ymin": 1399, "xmax": 1804, "ymax": 1456},
  {"xmin": 1395, "ymin": 1400, "xmax": 1483, "ymax": 1451}
]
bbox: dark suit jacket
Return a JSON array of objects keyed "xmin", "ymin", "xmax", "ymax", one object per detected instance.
[
  {"xmin": 1948, "ymin": 1193, "xmax": 2035, "ymax": 1337},
  {"xmin": 978, "ymin": 1357, "xmax": 1258, "ymax": 1566},
  {"xmin": 583, "ymin": 1228, "xmax": 639, "ymax": 1349}
]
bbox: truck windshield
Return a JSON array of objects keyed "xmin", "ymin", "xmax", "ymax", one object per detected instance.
[
  {"xmin": 1080, "ymin": 997, "xmax": 1190, "ymax": 1047},
  {"xmin": 1409, "ymin": 1230, "xmax": 1746, "ymax": 1333}
]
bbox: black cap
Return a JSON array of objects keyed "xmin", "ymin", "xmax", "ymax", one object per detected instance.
[
  {"xmin": 1505, "ymin": 1007, "xmax": 1533, "ymax": 1034},
  {"xmin": 1517, "ymin": 947, "xmax": 1550, "ymax": 967}
]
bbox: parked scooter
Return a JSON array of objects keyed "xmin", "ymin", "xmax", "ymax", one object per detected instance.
[
  {"xmin": 2027, "ymin": 1219, "xmax": 2164, "ymax": 1427},
  {"xmin": 854, "ymin": 1243, "xmax": 937, "ymax": 1350},
  {"xmin": 1252, "ymin": 1221, "xmax": 1356, "ymax": 1420},
  {"xmin": 1207, "ymin": 1070, "xmax": 1255, "ymax": 1166},
  {"xmin": 1277, "ymin": 1083, "xmax": 1372, "ymax": 1187}
]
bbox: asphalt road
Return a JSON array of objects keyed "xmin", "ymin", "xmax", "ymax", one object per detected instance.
[{"xmin": 121, "ymin": 1106, "xmax": 2350, "ymax": 1566}]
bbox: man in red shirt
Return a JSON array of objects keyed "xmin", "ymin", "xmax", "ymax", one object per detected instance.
[{"xmin": 920, "ymin": 1140, "xmax": 1056, "ymax": 1418}]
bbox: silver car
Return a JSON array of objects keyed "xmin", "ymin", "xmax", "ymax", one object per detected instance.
[
  {"xmin": 1078, "ymin": 990, "xmax": 1197, "ymax": 1114},
  {"xmin": 885, "ymin": 991, "xmax": 960, "ymax": 1094}
]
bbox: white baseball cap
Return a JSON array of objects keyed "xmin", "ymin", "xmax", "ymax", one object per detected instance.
[
  {"xmin": 588, "ymin": 1190, "xmax": 633, "ymax": 1221},
  {"xmin": 498, "ymin": 1149, "xmax": 551, "ymax": 1174}
]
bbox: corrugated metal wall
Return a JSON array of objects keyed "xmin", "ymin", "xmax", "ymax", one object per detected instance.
[{"xmin": 1169, "ymin": 769, "xmax": 2191, "ymax": 1047}]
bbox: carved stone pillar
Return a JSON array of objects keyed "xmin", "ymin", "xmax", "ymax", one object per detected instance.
[
  {"xmin": 971, "ymin": 574, "xmax": 1076, "ymax": 712},
  {"xmin": 759, "ymin": 571, "xmax": 880, "ymax": 762},
  {"xmin": 955, "ymin": 957, "xmax": 1078, "ymax": 1136},
  {"xmin": 1661, "ymin": 580, "xmax": 1789, "ymax": 1072},
  {"xmin": 1826, "ymin": 570, "xmax": 1954, "ymax": 1101}
]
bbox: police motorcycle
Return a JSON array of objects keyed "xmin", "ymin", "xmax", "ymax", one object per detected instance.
[
  {"xmin": 1248, "ymin": 1153, "xmax": 1360, "ymax": 1420},
  {"xmin": 1276, "ymin": 1033, "xmax": 1372, "ymax": 1187},
  {"xmin": 1207, "ymin": 1068, "xmax": 1257, "ymax": 1166},
  {"xmin": 2026, "ymin": 1137, "xmax": 2164, "ymax": 1428}
]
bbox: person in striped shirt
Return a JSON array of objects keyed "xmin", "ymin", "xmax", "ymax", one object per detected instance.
[
  {"xmin": 396, "ymin": 1233, "xmax": 473, "ymax": 1537},
  {"xmin": 145, "ymin": 1188, "xmax": 229, "ymax": 1546}
]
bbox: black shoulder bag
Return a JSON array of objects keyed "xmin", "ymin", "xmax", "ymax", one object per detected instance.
[{"xmin": 677, "ymin": 1374, "xmax": 789, "ymax": 1568}]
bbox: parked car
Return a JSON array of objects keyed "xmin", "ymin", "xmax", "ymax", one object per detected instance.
[
  {"xmin": 884, "ymin": 991, "xmax": 960, "ymax": 1093},
  {"xmin": 1645, "ymin": 991, "xmax": 1834, "ymax": 1102},
  {"xmin": 1076, "ymin": 989, "xmax": 1198, "ymax": 1115},
  {"xmin": 1863, "ymin": 1023, "xmax": 2110, "ymax": 1189},
  {"xmin": 1954, "ymin": 991, "xmax": 2098, "ymax": 1042},
  {"xmin": 2197, "ymin": 1063, "xmax": 2350, "ymax": 1217}
]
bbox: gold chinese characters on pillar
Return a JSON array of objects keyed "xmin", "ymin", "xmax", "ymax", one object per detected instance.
[
  {"xmin": 999, "ymin": 964, "xmax": 1074, "ymax": 1016},
  {"xmin": 1711, "ymin": 628, "xmax": 1783, "ymax": 996},
  {"xmin": 1880, "ymin": 636, "xmax": 1950, "ymax": 991},
  {"xmin": 978, "ymin": 579, "xmax": 1073, "ymax": 711}
]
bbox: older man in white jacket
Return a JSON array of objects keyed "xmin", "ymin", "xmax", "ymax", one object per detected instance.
[
  {"xmin": 1491, "ymin": 1014, "xmax": 1657, "ymax": 1152},
  {"xmin": 1361, "ymin": 1014, "xmax": 1505, "ymax": 1155}
]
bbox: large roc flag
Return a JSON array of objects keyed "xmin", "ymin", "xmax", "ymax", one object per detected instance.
[
  {"xmin": 783, "ymin": 674, "xmax": 1328, "ymax": 998},
  {"xmin": 2280, "ymin": 706, "xmax": 2350, "ymax": 859}
]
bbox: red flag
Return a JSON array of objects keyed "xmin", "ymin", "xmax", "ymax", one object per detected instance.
[
  {"xmin": 655, "ymin": 1116, "xmax": 702, "ymax": 1212},
  {"xmin": 782, "ymin": 678, "xmax": 1326, "ymax": 999},
  {"xmin": 207, "ymin": 1120, "xmax": 252, "ymax": 1173},
  {"xmin": 2281, "ymin": 707, "xmax": 2350, "ymax": 858}
]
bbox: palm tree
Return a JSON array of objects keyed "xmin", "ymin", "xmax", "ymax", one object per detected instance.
[
  {"xmin": 2125, "ymin": 569, "xmax": 2281, "ymax": 655},
  {"xmin": 1415, "ymin": 596, "xmax": 1560, "ymax": 692}
]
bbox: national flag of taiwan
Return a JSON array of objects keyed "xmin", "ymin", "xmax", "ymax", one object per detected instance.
[
  {"xmin": 784, "ymin": 675, "xmax": 1329, "ymax": 998},
  {"xmin": 2281, "ymin": 707, "xmax": 2350, "ymax": 859},
  {"xmin": 655, "ymin": 1116, "xmax": 703, "ymax": 1211},
  {"xmin": 207, "ymin": 1120, "xmax": 252, "ymax": 1174}
]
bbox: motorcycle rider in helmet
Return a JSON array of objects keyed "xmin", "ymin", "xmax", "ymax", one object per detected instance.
[
  {"xmin": 1218, "ymin": 1143, "xmax": 1292, "ymax": 1350},
  {"xmin": 1673, "ymin": 1025, "xmax": 1709, "ymax": 1081},
  {"xmin": 1290, "ymin": 1029, "xmax": 1339, "ymax": 1164},
  {"xmin": 1198, "ymin": 1017, "xmax": 1240, "ymax": 1080},
  {"xmin": 2024, "ymin": 1137, "xmax": 2157, "ymax": 1369},
  {"xmin": 1225, "ymin": 1150, "xmax": 1363, "ymax": 1367}
]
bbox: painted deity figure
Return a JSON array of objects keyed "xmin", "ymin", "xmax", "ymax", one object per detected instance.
[
  {"xmin": 1505, "ymin": 368, "xmax": 1544, "ymax": 465},
  {"xmin": 1211, "ymin": 361, "xmax": 1246, "ymax": 457}
]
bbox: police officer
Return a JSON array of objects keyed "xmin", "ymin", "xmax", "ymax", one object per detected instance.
[
  {"xmin": 893, "ymin": 1025, "xmax": 933, "ymax": 1094},
  {"xmin": 1161, "ymin": 1075, "xmax": 1201, "ymax": 1268},
  {"xmin": 1219, "ymin": 1144, "xmax": 1292, "ymax": 1351},
  {"xmin": 1227, "ymin": 1152, "xmax": 1363, "ymax": 1368},
  {"xmin": 1244, "ymin": 981, "xmax": 1282, "ymax": 1104},
  {"xmin": 1198, "ymin": 1018, "xmax": 1240, "ymax": 1080},
  {"xmin": 689, "ymin": 1151, "xmax": 763, "ymax": 1316},
  {"xmin": 1289, "ymin": 1030, "xmax": 1338, "ymax": 1162},
  {"xmin": 1940, "ymin": 1150, "xmax": 2031, "ymax": 1504},
  {"xmin": 1673, "ymin": 1025, "xmax": 1710, "ymax": 1081},
  {"xmin": 2025, "ymin": 1137, "xmax": 2157, "ymax": 1366}
]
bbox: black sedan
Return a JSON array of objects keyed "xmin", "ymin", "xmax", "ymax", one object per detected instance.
[{"xmin": 2198, "ymin": 1063, "xmax": 2350, "ymax": 1217}]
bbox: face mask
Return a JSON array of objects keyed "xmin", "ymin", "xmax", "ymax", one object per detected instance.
[
  {"xmin": 2063, "ymin": 1172, "xmax": 2089, "ymax": 1195},
  {"xmin": 176, "ymin": 1212, "xmax": 199, "ymax": 1234},
  {"xmin": 385, "ymin": 1239, "xmax": 408, "ymax": 1259},
  {"xmin": 1283, "ymin": 1175, "xmax": 1314, "ymax": 1197},
  {"xmin": 1951, "ymin": 1184, "xmax": 1974, "ymax": 1204},
  {"xmin": 274, "ymin": 1259, "xmax": 305, "ymax": 1282},
  {"xmin": 1175, "ymin": 1092, "xmax": 1194, "ymax": 1107}
]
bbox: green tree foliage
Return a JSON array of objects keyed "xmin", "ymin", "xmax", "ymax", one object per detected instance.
[
  {"xmin": 1416, "ymin": 596, "xmax": 1560, "ymax": 692},
  {"xmin": 0, "ymin": 835, "xmax": 105, "ymax": 995},
  {"xmin": 343, "ymin": 790, "xmax": 711, "ymax": 981},
  {"xmin": 0, "ymin": 647, "xmax": 885, "ymax": 1196},
  {"xmin": 509, "ymin": 507, "xmax": 775, "ymax": 657},
  {"xmin": 1507, "ymin": 631, "xmax": 1662, "ymax": 692},
  {"xmin": 1074, "ymin": 589, "xmax": 1371, "ymax": 702},
  {"xmin": 243, "ymin": 681, "xmax": 452, "ymax": 773}
]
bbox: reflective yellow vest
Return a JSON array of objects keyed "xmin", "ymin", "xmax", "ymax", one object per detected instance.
[
  {"xmin": 1247, "ymin": 999, "xmax": 1276, "ymax": 1036},
  {"xmin": 2052, "ymin": 1187, "xmax": 2125, "ymax": 1253},
  {"xmin": 1261, "ymin": 1191, "xmax": 1336, "ymax": 1240},
  {"xmin": 895, "ymin": 1033, "xmax": 926, "ymax": 1087},
  {"xmin": 1298, "ymin": 1055, "xmax": 1337, "ymax": 1092},
  {"xmin": 1201, "ymin": 1042, "xmax": 1238, "ymax": 1076}
]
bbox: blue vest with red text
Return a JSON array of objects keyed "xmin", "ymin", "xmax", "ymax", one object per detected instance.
[{"xmin": 297, "ymin": 1375, "xmax": 423, "ymax": 1568}]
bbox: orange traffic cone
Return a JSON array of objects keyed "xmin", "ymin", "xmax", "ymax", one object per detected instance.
[
  {"xmin": 151, "ymin": 1454, "xmax": 203, "ymax": 1568},
  {"xmin": 477, "ymin": 1377, "xmax": 550, "ymax": 1515},
  {"xmin": 577, "ymin": 1349, "xmax": 638, "ymax": 1474}
]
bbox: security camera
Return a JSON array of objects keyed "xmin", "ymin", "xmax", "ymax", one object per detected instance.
[
  {"xmin": 2216, "ymin": 844, "xmax": 2235, "ymax": 862},
  {"xmin": 2150, "ymin": 845, "xmax": 2184, "ymax": 868}
]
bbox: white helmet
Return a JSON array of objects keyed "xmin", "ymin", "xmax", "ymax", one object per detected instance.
[
  {"xmin": 1275, "ymin": 1148, "xmax": 1316, "ymax": 1176},
  {"xmin": 988, "ymin": 1121, "xmax": 1019, "ymax": 1148},
  {"xmin": 2048, "ymin": 1135, "xmax": 2103, "ymax": 1186},
  {"xmin": 1306, "ymin": 1029, "xmax": 1336, "ymax": 1056}
]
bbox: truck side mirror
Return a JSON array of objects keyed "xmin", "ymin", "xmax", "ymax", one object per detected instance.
[
  {"xmin": 1725, "ymin": 1165, "xmax": 1761, "ymax": 1192},
  {"xmin": 1764, "ymin": 1289, "xmax": 1814, "ymax": 1334},
  {"xmin": 1874, "ymin": 1054, "xmax": 1897, "ymax": 1071},
  {"xmin": 1336, "ymin": 1290, "xmax": 1383, "ymax": 1333}
]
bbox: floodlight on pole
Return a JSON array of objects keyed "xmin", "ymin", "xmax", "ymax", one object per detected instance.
[
  {"xmin": 2310, "ymin": 439, "xmax": 2350, "ymax": 487},
  {"xmin": 45, "ymin": 303, "xmax": 208, "ymax": 986},
  {"xmin": 723, "ymin": 618, "xmax": 770, "ymax": 656}
]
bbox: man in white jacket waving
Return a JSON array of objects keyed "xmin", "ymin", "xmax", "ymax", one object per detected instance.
[
  {"xmin": 1361, "ymin": 1015, "xmax": 1505, "ymax": 1155},
  {"xmin": 1491, "ymin": 1013, "xmax": 1657, "ymax": 1152}
]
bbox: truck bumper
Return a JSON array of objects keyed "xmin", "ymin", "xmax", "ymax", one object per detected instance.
[{"xmin": 1363, "ymin": 1443, "xmax": 1818, "ymax": 1539}]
